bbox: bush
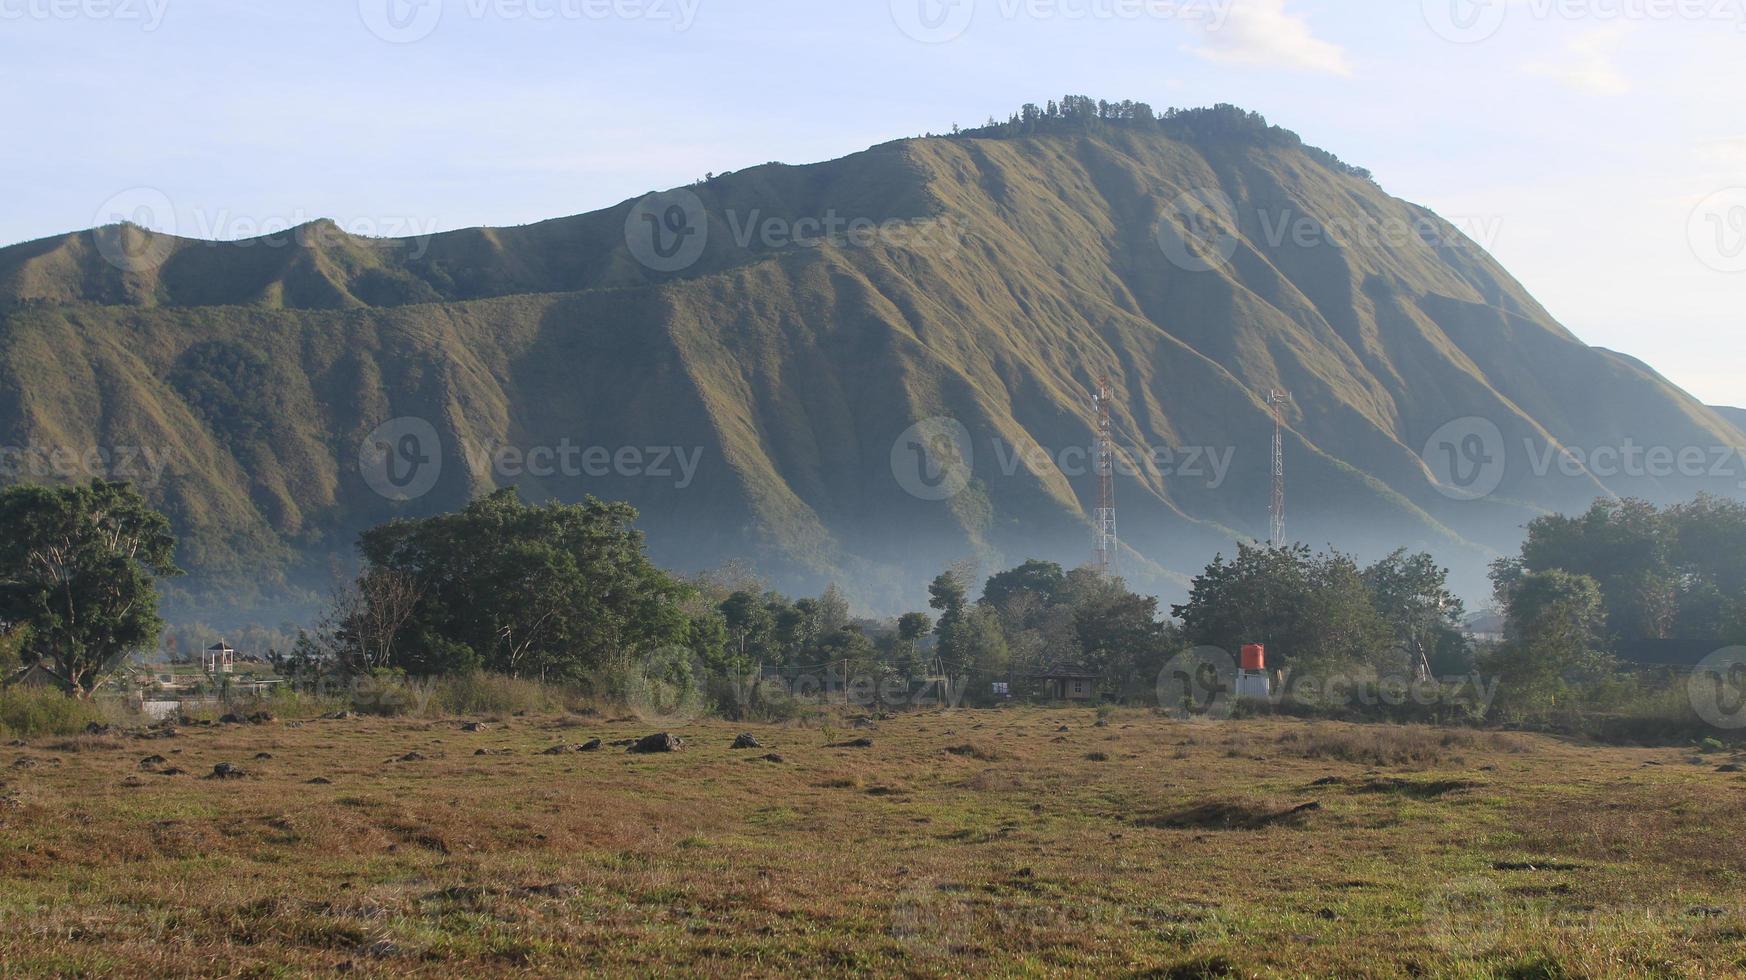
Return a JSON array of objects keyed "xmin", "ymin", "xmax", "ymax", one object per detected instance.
[
  {"xmin": 433, "ymin": 672, "xmax": 569, "ymax": 717},
  {"xmin": 0, "ymin": 688, "xmax": 112, "ymax": 737}
]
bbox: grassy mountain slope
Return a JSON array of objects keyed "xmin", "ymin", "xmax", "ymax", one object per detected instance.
[{"xmin": 2, "ymin": 105, "xmax": 1739, "ymax": 619}]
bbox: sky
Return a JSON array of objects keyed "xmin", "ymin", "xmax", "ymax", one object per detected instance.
[{"xmin": 1, "ymin": 0, "xmax": 1741, "ymax": 406}]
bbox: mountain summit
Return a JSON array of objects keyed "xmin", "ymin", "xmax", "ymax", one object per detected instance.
[{"xmin": 2, "ymin": 101, "xmax": 1739, "ymax": 617}]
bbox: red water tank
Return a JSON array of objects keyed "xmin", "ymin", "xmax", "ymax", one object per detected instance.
[{"xmin": 1240, "ymin": 644, "xmax": 1266, "ymax": 671}]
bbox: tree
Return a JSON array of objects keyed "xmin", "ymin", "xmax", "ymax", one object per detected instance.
[
  {"xmin": 0, "ymin": 480, "xmax": 181, "ymax": 696},
  {"xmin": 1174, "ymin": 543, "xmax": 1390, "ymax": 676},
  {"xmin": 817, "ymin": 583, "xmax": 851, "ymax": 635},
  {"xmin": 352, "ymin": 488, "xmax": 690, "ymax": 681},
  {"xmin": 981, "ymin": 559, "xmax": 1067, "ymax": 613},
  {"xmin": 1486, "ymin": 568, "xmax": 1609, "ymax": 715},
  {"xmin": 1363, "ymin": 549, "xmax": 1465, "ymax": 679},
  {"xmin": 719, "ymin": 590, "xmax": 775, "ymax": 662},
  {"xmin": 896, "ymin": 611, "xmax": 933, "ymax": 678}
]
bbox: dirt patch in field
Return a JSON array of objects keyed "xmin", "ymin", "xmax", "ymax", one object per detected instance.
[{"xmin": 1135, "ymin": 799, "xmax": 1323, "ymax": 831}]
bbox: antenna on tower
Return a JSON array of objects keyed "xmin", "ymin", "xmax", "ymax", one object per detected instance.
[
  {"xmin": 1267, "ymin": 388, "xmax": 1290, "ymax": 548},
  {"xmin": 1093, "ymin": 376, "xmax": 1118, "ymax": 572}
]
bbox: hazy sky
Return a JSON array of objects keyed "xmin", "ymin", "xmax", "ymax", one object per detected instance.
[{"xmin": 2, "ymin": 0, "xmax": 1741, "ymax": 405}]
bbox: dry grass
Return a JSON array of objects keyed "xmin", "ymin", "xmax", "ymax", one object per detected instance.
[{"xmin": 0, "ymin": 708, "xmax": 1743, "ymax": 977}]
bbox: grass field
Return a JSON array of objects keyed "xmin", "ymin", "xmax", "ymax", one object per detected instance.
[{"xmin": 2, "ymin": 707, "xmax": 1744, "ymax": 977}]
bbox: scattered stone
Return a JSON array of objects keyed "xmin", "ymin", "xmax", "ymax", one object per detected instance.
[
  {"xmin": 1717, "ymin": 764, "xmax": 1744, "ymax": 773},
  {"xmin": 474, "ymin": 748, "xmax": 513, "ymax": 756},
  {"xmin": 5, "ymin": 739, "xmax": 26, "ymax": 748},
  {"xmin": 1309, "ymin": 776, "xmax": 1343, "ymax": 787},
  {"xmin": 307, "ymin": 777, "xmax": 333, "ymax": 785},
  {"xmin": 158, "ymin": 767, "xmax": 187, "ymax": 777},
  {"xmin": 10, "ymin": 758, "xmax": 38, "ymax": 770},
  {"xmin": 323, "ymin": 711, "xmax": 357, "ymax": 721},
  {"xmin": 1085, "ymin": 751, "xmax": 1110, "ymax": 762},
  {"xmin": 462, "ymin": 722, "xmax": 489, "ymax": 733},
  {"xmin": 627, "ymin": 733, "xmax": 683, "ymax": 754},
  {"xmin": 1478, "ymin": 764, "xmax": 1499, "ymax": 772},
  {"xmin": 254, "ymin": 752, "xmax": 274, "ymax": 761},
  {"xmin": 1689, "ymin": 906, "xmax": 1728, "ymax": 919},
  {"xmin": 248, "ymin": 712, "xmax": 276, "ymax": 725},
  {"xmin": 828, "ymin": 737, "xmax": 874, "ymax": 749},
  {"xmin": 121, "ymin": 776, "xmax": 147, "ymax": 788},
  {"xmin": 1094, "ymin": 719, "xmax": 1110, "ymax": 728},
  {"xmin": 580, "ymin": 738, "xmax": 602, "ymax": 752},
  {"xmin": 1056, "ymin": 725, "xmax": 1070, "ymax": 733},
  {"xmin": 219, "ymin": 714, "xmax": 246, "ymax": 725},
  {"xmin": 397, "ymin": 752, "xmax": 426, "ymax": 763},
  {"xmin": 208, "ymin": 762, "xmax": 248, "ymax": 780},
  {"xmin": 756, "ymin": 753, "xmax": 785, "ymax": 763},
  {"xmin": 84, "ymin": 722, "xmax": 117, "ymax": 736},
  {"xmin": 852, "ymin": 718, "xmax": 876, "ymax": 729},
  {"xmin": 540, "ymin": 745, "xmax": 573, "ymax": 756},
  {"xmin": 732, "ymin": 733, "xmax": 762, "ymax": 749},
  {"xmin": 139, "ymin": 755, "xmax": 168, "ymax": 770}
]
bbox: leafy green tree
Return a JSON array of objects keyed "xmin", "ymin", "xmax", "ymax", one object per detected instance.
[
  {"xmin": 981, "ymin": 559, "xmax": 1068, "ymax": 613},
  {"xmin": 0, "ymin": 480, "xmax": 181, "ymax": 696},
  {"xmin": 353, "ymin": 488, "xmax": 690, "ymax": 681},
  {"xmin": 719, "ymin": 590, "xmax": 775, "ymax": 662},
  {"xmin": 896, "ymin": 611, "xmax": 933, "ymax": 678},
  {"xmin": 1175, "ymin": 543, "xmax": 1389, "ymax": 676},
  {"xmin": 1363, "ymin": 549, "xmax": 1466, "ymax": 678},
  {"xmin": 1485, "ymin": 568, "xmax": 1609, "ymax": 716}
]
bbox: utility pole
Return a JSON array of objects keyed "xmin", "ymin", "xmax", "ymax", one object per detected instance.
[
  {"xmin": 1093, "ymin": 375, "xmax": 1118, "ymax": 572},
  {"xmin": 1268, "ymin": 389, "xmax": 1289, "ymax": 549}
]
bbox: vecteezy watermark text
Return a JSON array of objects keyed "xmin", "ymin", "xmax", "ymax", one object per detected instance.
[
  {"xmin": 0, "ymin": 0, "xmax": 169, "ymax": 29},
  {"xmin": 889, "ymin": 417, "xmax": 1236, "ymax": 501},
  {"xmin": 358, "ymin": 0, "xmax": 702, "ymax": 43},
  {"xmin": 1422, "ymin": 417, "xmax": 1746, "ymax": 501},
  {"xmin": 889, "ymin": 0, "xmax": 1234, "ymax": 44},
  {"xmin": 358, "ymin": 418, "xmax": 707, "ymax": 501},
  {"xmin": 1158, "ymin": 188, "xmax": 1504, "ymax": 273},
  {"xmin": 459, "ymin": 438, "xmax": 703, "ymax": 489},
  {"xmin": 1423, "ymin": 0, "xmax": 1746, "ymax": 44},
  {"xmin": 623, "ymin": 187, "xmax": 965, "ymax": 273},
  {"xmin": 0, "ymin": 445, "xmax": 170, "ymax": 487}
]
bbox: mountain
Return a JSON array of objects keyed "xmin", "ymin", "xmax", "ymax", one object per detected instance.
[
  {"xmin": 2, "ymin": 102, "xmax": 1740, "ymax": 622},
  {"xmin": 1713, "ymin": 406, "xmax": 1746, "ymax": 438}
]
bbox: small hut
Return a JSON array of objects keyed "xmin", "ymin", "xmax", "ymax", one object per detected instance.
[
  {"xmin": 1036, "ymin": 662, "xmax": 1098, "ymax": 702},
  {"xmin": 3, "ymin": 661, "xmax": 71, "ymax": 692},
  {"xmin": 203, "ymin": 642, "xmax": 236, "ymax": 675}
]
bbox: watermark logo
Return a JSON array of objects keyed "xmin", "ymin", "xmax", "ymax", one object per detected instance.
[
  {"xmin": 890, "ymin": 0, "xmax": 975, "ymax": 42},
  {"xmin": 91, "ymin": 187, "xmax": 178, "ymax": 273},
  {"xmin": 1157, "ymin": 646, "xmax": 1236, "ymax": 720},
  {"xmin": 1422, "ymin": 0, "xmax": 1508, "ymax": 43},
  {"xmin": 1157, "ymin": 188, "xmax": 1239, "ymax": 273},
  {"xmin": 359, "ymin": 417, "xmax": 442, "ymax": 501},
  {"xmin": 1422, "ymin": 876, "xmax": 1506, "ymax": 956},
  {"xmin": 1691, "ymin": 647, "xmax": 1746, "ymax": 730},
  {"xmin": 359, "ymin": 0, "xmax": 444, "ymax": 42},
  {"xmin": 625, "ymin": 189, "xmax": 708, "ymax": 273},
  {"xmin": 891, "ymin": 417, "xmax": 975, "ymax": 501},
  {"xmin": 1423, "ymin": 417, "xmax": 1507, "ymax": 501},
  {"xmin": 1689, "ymin": 187, "xmax": 1746, "ymax": 274}
]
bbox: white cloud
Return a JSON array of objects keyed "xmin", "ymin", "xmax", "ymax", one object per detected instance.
[
  {"xmin": 1525, "ymin": 23, "xmax": 1635, "ymax": 96},
  {"xmin": 1187, "ymin": 0, "xmax": 1353, "ymax": 76}
]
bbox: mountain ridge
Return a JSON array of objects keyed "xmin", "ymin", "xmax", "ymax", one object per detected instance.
[{"xmin": 2, "ymin": 101, "xmax": 1739, "ymax": 622}]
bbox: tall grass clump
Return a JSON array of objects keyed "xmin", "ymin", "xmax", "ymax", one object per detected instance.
[{"xmin": 0, "ymin": 688, "xmax": 111, "ymax": 738}]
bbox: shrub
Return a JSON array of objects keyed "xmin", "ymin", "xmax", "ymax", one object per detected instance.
[
  {"xmin": 0, "ymin": 688, "xmax": 111, "ymax": 738},
  {"xmin": 433, "ymin": 672, "xmax": 568, "ymax": 717}
]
